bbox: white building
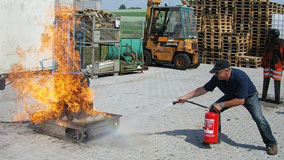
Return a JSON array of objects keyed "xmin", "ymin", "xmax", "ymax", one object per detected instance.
[{"xmin": 272, "ymin": 14, "xmax": 284, "ymax": 39}]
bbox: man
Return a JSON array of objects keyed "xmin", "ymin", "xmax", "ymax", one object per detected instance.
[
  {"xmin": 261, "ymin": 29, "xmax": 284, "ymax": 104},
  {"xmin": 177, "ymin": 59, "xmax": 278, "ymax": 155},
  {"xmin": 173, "ymin": 23, "xmax": 183, "ymax": 38}
]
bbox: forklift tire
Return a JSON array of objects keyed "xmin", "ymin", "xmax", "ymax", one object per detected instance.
[
  {"xmin": 143, "ymin": 50, "xmax": 152, "ymax": 66},
  {"xmin": 190, "ymin": 56, "xmax": 201, "ymax": 68},
  {"xmin": 174, "ymin": 53, "xmax": 191, "ymax": 70}
]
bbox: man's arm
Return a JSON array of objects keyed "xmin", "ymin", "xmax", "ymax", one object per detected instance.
[
  {"xmin": 177, "ymin": 87, "xmax": 208, "ymax": 103},
  {"xmin": 212, "ymin": 98, "xmax": 245, "ymax": 112}
]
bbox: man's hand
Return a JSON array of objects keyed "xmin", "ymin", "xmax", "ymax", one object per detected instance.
[
  {"xmin": 176, "ymin": 87, "xmax": 207, "ymax": 104},
  {"xmin": 212, "ymin": 103, "xmax": 222, "ymax": 112},
  {"xmin": 177, "ymin": 96, "xmax": 187, "ymax": 103}
]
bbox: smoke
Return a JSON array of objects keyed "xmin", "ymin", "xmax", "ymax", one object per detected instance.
[{"xmin": 89, "ymin": 102, "xmax": 174, "ymax": 146}]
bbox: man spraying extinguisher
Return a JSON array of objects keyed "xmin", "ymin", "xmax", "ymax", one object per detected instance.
[
  {"xmin": 176, "ymin": 60, "xmax": 278, "ymax": 155},
  {"xmin": 261, "ymin": 29, "xmax": 284, "ymax": 104}
]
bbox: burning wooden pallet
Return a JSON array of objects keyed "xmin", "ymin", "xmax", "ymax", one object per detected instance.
[{"xmin": 31, "ymin": 113, "xmax": 121, "ymax": 143}]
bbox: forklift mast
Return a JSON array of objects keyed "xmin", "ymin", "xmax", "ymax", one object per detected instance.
[{"xmin": 144, "ymin": 0, "xmax": 162, "ymax": 46}]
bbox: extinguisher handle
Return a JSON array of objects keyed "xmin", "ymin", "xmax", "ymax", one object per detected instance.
[
  {"xmin": 172, "ymin": 101, "xmax": 179, "ymax": 105},
  {"xmin": 172, "ymin": 100, "xmax": 208, "ymax": 109},
  {"xmin": 185, "ymin": 100, "xmax": 208, "ymax": 108}
]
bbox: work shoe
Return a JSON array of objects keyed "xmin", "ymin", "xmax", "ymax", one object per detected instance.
[
  {"xmin": 267, "ymin": 144, "xmax": 278, "ymax": 155},
  {"xmin": 202, "ymin": 141, "xmax": 210, "ymax": 146},
  {"xmin": 215, "ymin": 139, "xmax": 222, "ymax": 144},
  {"xmin": 202, "ymin": 139, "xmax": 221, "ymax": 145}
]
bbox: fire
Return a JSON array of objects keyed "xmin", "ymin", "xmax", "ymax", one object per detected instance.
[{"xmin": 9, "ymin": 5, "xmax": 103, "ymax": 123}]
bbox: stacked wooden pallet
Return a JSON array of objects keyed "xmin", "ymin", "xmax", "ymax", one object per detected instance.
[
  {"xmin": 237, "ymin": 55, "xmax": 261, "ymax": 68},
  {"xmin": 234, "ymin": 0, "xmax": 251, "ymax": 33},
  {"xmin": 220, "ymin": 33, "xmax": 249, "ymax": 66},
  {"xmin": 202, "ymin": 15, "xmax": 233, "ymax": 64},
  {"xmin": 221, "ymin": 33, "xmax": 249, "ymax": 53},
  {"xmin": 268, "ymin": 2, "xmax": 284, "ymax": 14},
  {"xmin": 203, "ymin": 15, "xmax": 233, "ymax": 33},
  {"xmin": 249, "ymin": 1, "xmax": 283, "ymax": 57},
  {"xmin": 202, "ymin": 50, "xmax": 245, "ymax": 65},
  {"xmin": 202, "ymin": 5, "xmax": 243, "ymax": 65},
  {"xmin": 202, "ymin": 15, "xmax": 232, "ymax": 50},
  {"xmin": 187, "ymin": 0, "xmax": 284, "ymax": 68},
  {"xmin": 220, "ymin": 0, "xmax": 235, "ymax": 16},
  {"xmin": 201, "ymin": 50, "xmax": 222, "ymax": 64},
  {"xmin": 221, "ymin": 52, "xmax": 245, "ymax": 65},
  {"xmin": 191, "ymin": 3, "xmax": 203, "ymax": 32},
  {"xmin": 203, "ymin": 0, "xmax": 219, "ymax": 15},
  {"xmin": 197, "ymin": 32, "xmax": 204, "ymax": 56},
  {"xmin": 249, "ymin": 1, "xmax": 269, "ymax": 57},
  {"xmin": 190, "ymin": 1, "xmax": 203, "ymax": 56}
]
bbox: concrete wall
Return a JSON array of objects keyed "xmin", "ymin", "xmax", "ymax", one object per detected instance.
[{"xmin": 0, "ymin": 0, "xmax": 74, "ymax": 74}]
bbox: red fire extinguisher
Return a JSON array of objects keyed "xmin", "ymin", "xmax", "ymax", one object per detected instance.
[{"xmin": 203, "ymin": 112, "xmax": 219, "ymax": 143}]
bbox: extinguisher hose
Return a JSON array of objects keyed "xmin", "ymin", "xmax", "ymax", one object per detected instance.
[{"xmin": 173, "ymin": 100, "xmax": 208, "ymax": 109}]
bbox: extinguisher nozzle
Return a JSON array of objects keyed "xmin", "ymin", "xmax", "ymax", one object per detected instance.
[{"xmin": 172, "ymin": 101, "xmax": 178, "ymax": 105}]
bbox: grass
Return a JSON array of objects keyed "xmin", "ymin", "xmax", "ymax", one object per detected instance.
[
  {"xmin": 121, "ymin": 21, "xmax": 144, "ymax": 38},
  {"xmin": 110, "ymin": 10, "xmax": 146, "ymax": 38},
  {"xmin": 111, "ymin": 12, "xmax": 146, "ymax": 17}
]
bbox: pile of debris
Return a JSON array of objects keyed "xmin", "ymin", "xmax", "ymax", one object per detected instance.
[
  {"xmin": 75, "ymin": 9, "xmax": 120, "ymax": 43},
  {"xmin": 77, "ymin": 8, "xmax": 116, "ymax": 18}
]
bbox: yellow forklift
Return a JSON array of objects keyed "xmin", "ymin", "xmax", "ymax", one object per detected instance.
[{"xmin": 143, "ymin": 0, "xmax": 199, "ymax": 69}]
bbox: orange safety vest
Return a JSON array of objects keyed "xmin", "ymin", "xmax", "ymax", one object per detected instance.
[{"xmin": 261, "ymin": 39, "xmax": 284, "ymax": 81}]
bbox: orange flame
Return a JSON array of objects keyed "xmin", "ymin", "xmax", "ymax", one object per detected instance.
[{"xmin": 9, "ymin": 6, "xmax": 103, "ymax": 123}]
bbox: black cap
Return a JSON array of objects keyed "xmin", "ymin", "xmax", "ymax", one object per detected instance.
[{"xmin": 209, "ymin": 60, "xmax": 231, "ymax": 74}]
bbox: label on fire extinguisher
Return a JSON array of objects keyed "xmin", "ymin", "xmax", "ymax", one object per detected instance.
[{"xmin": 204, "ymin": 119, "xmax": 214, "ymax": 136}]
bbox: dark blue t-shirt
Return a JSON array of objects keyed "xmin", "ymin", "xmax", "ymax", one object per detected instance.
[{"xmin": 203, "ymin": 68, "xmax": 257, "ymax": 99}]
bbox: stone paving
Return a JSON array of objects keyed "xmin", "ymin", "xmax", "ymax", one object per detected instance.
[{"xmin": 0, "ymin": 64, "xmax": 283, "ymax": 160}]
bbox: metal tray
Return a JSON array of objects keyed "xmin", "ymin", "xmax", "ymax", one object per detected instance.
[{"xmin": 32, "ymin": 113, "xmax": 121, "ymax": 143}]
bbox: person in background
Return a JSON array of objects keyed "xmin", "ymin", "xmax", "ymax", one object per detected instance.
[
  {"xmin": 261, "ymin": 29, "xmax": 284, "ymax": 104},
  {"xmin": 177, "ymin": 59, "xmax": 278, "ymax": 155}
]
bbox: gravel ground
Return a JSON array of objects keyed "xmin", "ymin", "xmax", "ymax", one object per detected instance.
[{"xmin": 0, "ymin": 64, "xmax": 283, "ymax": 160}]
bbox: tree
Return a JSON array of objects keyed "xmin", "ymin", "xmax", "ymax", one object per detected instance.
[
  {"xmin": 127, "ymin": 7, "xmax": 142, "ymax": 9},
  {"xmin": 119, "ymin": 4, "xmax": 126, "ymax": 10}
]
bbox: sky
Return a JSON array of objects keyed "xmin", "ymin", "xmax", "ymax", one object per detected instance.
[{"xmin": 102, "ymin": 0, "xmax": 284, "ymax": 11}]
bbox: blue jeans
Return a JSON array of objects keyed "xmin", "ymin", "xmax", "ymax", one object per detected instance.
[{"xmin": 210, "ymin": 92, "xmax": 277, "ymax": 147}]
